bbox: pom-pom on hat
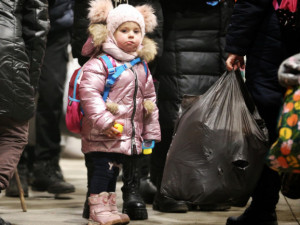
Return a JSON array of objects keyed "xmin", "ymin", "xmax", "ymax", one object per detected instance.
[
  {"xmin": 88, "ymin": 0, "xmax": 157, "ymax": 37},
  {"xmin": 85, "ymin": 0, "xmax": 158, "ymax": 59}
]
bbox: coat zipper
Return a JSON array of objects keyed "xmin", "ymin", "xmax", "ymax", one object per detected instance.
[{"xmin": 130, "ymin": 68, "xmax": 138, "ymax": 155}]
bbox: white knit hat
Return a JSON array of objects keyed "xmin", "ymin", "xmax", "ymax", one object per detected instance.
[
  {"xmin": 106, "ymin": 4, "xmax": 145, "ymax": 38},
  {"xmin": 85, "ymin": 0, "xmax": 157, "ymax": 56}
]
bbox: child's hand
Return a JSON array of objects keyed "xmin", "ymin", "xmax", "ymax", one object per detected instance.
[{"xmin": 103, "ymin": 121, "xmax": 124, "ymax": 138}]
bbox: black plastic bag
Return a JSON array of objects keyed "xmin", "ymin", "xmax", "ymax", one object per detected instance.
[{"xmin": 160, "ymin": 70, "xmax": 269, "ymax": 205}]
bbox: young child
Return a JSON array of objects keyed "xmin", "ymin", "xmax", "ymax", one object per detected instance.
[{"xmin": 79, "ymin": 0, "xmax": 161, "ymax": 224}]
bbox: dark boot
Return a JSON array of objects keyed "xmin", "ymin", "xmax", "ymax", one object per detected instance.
[
  {"xmin": 226, "ymin": 207, "xmax": 278, "ymax": 225},
  {"xmin": 152, "ymin": 191, "xmax": 188, "ymax": 213},
  {"xmin": 0, "ymin": 217, "xmax": 12, "ymax": 225},
  {"xmin": 138, "ymin": 155, "xmax": 157, "ymax": 204},
  {"xmin": 139, "ymin": 176, "xmax": 157, "ymax": 204},
  {"xmin": 226, "ymin": 166, "xmax": 280, "ymax": 225},
  {"xmin": 152, "ymin": 166, "xmax": 188, "ymax": 213},
  {"xmin": 122, "ymin": 155, "xmax": 148, "ymax": 220},
  {"xmin": 31, "ymin": 158, "xmax": 75, "ymax": 194},
  {"xmin": 5, "ymin": 155, "xmax": 28, "ymax": 197}
]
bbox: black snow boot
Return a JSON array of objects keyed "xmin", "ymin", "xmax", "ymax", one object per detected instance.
[
  {"xmin": 226, "ymin": 206, "xmax": 278, "ymax": 225},
  {"xmin": 152, "ymin": 170, "xmax": 188, "ymax": 213},
  {"xmin": 31, "ymin": 158, "xmax": 75, "ymax": 194},
  {"xmin": 122, "ymin": 155, "xmax": 148, "ymax": 220},
  {"xmin": 227, "ymin": 166, "xmax": 280, "ymax": 225},
  {"xmin": 152, "ymin": 191, "xmax": 188, "ymax": 213},
  {"xmin": 0, "ymin": 217, "xmax": 12, "ymax": 225},
  {"xmin": 138, "ymin": 155, "xmax": 157, "ymax": 204}
]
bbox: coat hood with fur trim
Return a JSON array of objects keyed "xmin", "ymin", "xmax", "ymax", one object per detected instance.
[{"xmin": 81, "ymin": 0, "xmax": 158, "ymax": 63}]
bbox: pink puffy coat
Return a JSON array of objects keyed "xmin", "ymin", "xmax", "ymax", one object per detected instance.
[{"xmin": 79, "ymin": 39, "xmax": 161, "ymax": 155}]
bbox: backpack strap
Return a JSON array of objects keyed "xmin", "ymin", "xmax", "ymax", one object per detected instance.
[
  {"xmin": 142, "ymin": 61, "xmax": 148, "ymax": 77},
  {"xmin": 100, "ymin": 55, "xmax": 143, "ymax": 102},
  {"xmin": 69, "ymin": 68, "xmax": 82, "ymax": 102}
]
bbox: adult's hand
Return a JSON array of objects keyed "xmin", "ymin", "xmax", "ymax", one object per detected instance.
[{"xmin": 226, "ymin": 53, "xmax": 245, "ymax": 71}]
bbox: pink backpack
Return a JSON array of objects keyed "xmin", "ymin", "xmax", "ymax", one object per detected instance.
[
  {"xmin": 273, "ymin": 0, "xmax": 299, "ymax": 28},
  {"xmin": 65, "ymin": 55, "xmax": 148, "ymax": 134}
]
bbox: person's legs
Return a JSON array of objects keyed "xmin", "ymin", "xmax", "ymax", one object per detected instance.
[
  {"xmin": 83, "ymin": 152, "xmax": 122, "ymax": 218},
  {"xmin": 121, "ymin": 154, "xmax": 148, "ymax": 220},
  {"xmin": 138, "ymin": 154, "xmax": 157, "ymax": 204},
  {"xmin": 0, "ymin": 116, "xmax": 28, "ymax": 191},
  {"xmin": 150, "ymin": 128, "xmax": 188, "ymax": 213},
  {"xmin": 89, "ymin": 153, "xmax": 119, "ymax": 194},
  {"xmin": 87, "ymin": 152, "xmax": 124, "ymax": 225},
  {"xmin": 35, "ymin": 32, "xmax": 69, "ymax": 160},
  {"xmin": 226, "ymin": 165, "xmax": 280, "ymax": 225},
  {"xmin": 226, "ymin": 88, "xmax": 282, "ymax": 225},
  {"xmin": 82, "ymin": 153, "xmax": 94, "ymax": 219},
  {"xmin": 32, "ymin": 32, "xmax": 75, "ymax": 194}
]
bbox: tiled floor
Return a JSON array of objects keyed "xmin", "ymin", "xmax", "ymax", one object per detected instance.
[{"xmin": 0, "ymin": 158, "xmax": 299, "ymax": 225}]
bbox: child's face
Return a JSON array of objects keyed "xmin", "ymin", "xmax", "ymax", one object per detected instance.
[{"xmin": 114, "ymin": 21, "xmax": 142, "ymax": 54}]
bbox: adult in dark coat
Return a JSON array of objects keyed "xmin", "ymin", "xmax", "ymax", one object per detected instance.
[
  {"xmin": 71, "ymin": 0, "xmax": 163, "ymax": 220},
  {"xmin": 5, "ymin": 0, "xmax": 76, "ymax": 198},
  {"xmin": 225, "ymin": 0, "xmax": 300, "ymax": 224},
  {"xmin": 0, "ymin": 0, "xmax": 50, "ymax": 223},
  {"xmin": 150, "ymin": 0, "xmax": 234, "ymax": 212},
  {"xmin": 31, "ymin": 0, "xmax": 75, "ymax": 195}
]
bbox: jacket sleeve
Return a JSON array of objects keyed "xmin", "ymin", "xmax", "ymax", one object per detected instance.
[
  {"xmin": 22, "ymin": 0, "xmax": 50, "ymax": 90},
  {"xmin": 79, "ymin": 59, "xmax": 115, "ymax": 132},
  {"xmin": 146, "ymin": 0, "xmax": 164, "ymax": 80},
  {"xmin": 225, "ymin": 0, "xmax": 271, "ymax": 56},
  {"xmin": 71, "ymin": 0, "xmax": 90, "ymax": 66},
  {"xmin": 142, "ymin": 71, "xmax": 161, "ymax": 142}
]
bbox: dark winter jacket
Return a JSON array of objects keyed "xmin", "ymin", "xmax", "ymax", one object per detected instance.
[
  {"xmin": 225, "ymin": 0, "xmax": 300, "ymax": 143},
  {"xmin": 0, "ymin": 0, "xmax": 50, "ymax": 122},
  {"xmin": 156, "ymin": 0, "xmax": 234, "ymax": 130},
  {"xmin": 48, "ymin": 0, "xmax": 74, "ymax": 34},
  {"xmin": 71, "ymin": 0, "xmax": 90, "ymax": 66}
]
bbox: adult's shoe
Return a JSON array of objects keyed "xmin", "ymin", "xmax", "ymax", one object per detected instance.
[
  {"xmin": 152, "ymin": 192, "xmax": 188, "ymax": 213},
  {"xmin": 5, "ymin": 163, "xmax": 28, "ymax": 197},
  {"xmin": 0, "ymin": 217, "xmax": 12, "ymax": 225},
  {"xmin": 226, "ymin": 207, "xmax": 278, "ymax": 225},
  {"xmin": 31, "ymin": 159, "xmax": 75, "ymax": 194}
]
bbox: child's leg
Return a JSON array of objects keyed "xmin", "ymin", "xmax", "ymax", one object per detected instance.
[
  {"xmin": 82, "ymin": 153, "xmax": 94, "ymax": 219},
  {"xmin": 107, "ymin": 164, "xmax": 120, "ymax": 192},
  {"xmin": 121, "ymin": 154, "xmax": 148, "ymax": 220},
  {"xmin": 87, "ymin": 152, "xmax": 122, "ymax": 225},
  {"xmin": 90, "ymin": 153, "xmax": 116, "ymax": 194}
]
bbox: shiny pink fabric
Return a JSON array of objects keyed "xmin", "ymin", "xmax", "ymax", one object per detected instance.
[
  {"xmin": 79, "ymin": 56, "xmax": 161, "ymax": 155},
  {"xmin": 273, "ymin": 0, "xmax": 298, "ymax": 12},
  {"xmin": 66, "ymin": 101, "xmax": 83, "ymax": 133}
]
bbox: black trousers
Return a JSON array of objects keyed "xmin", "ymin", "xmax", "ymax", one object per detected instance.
[{"xmin": 35, "ymin": 31, "xmax": 70, "ymax": 161}]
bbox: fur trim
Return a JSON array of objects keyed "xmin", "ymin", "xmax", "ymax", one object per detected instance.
[
  {"xmin": 138, "ymin": 37, "xmax": 157, "ymax": 63},
  {"xmin": 88, "ymin": 0, "xmax": 113, "ymax": 24},
  {"xmin": 88, "ymin": 24, "xmax": 108, "ymax": 49},
  {"xmin": 106, "ymin": 102, "xmax": 119, "ymax": 115},
  {"xmin": 136, "ymin": 5, "xmax": 157, "ymax": 33},
  {"xmin": 144, "ymin": 100, "xmax": 155, "ymax": 115}
]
